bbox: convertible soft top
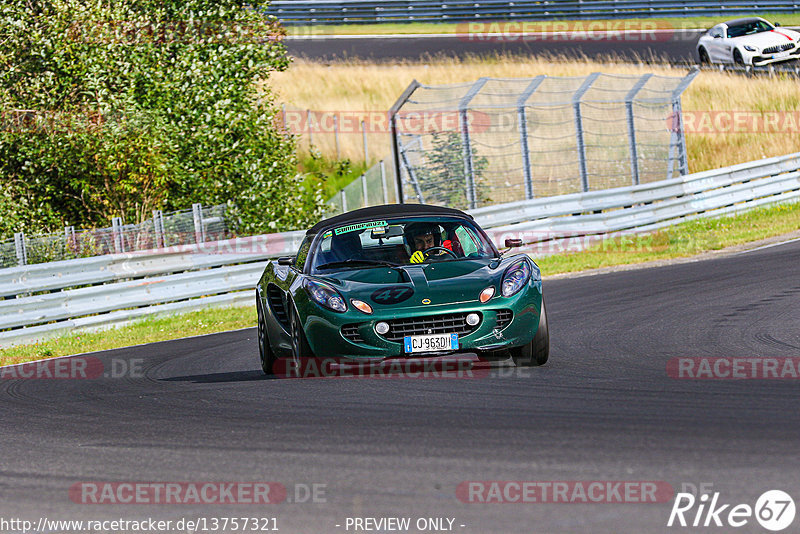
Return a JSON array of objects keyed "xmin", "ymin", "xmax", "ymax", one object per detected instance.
[{"xmin": 306, "ymin": 204, "xmax": 473, "ymax": 235}]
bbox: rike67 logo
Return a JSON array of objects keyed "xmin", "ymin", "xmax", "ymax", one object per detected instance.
[{"xmin": 668, "ymin": 489, "xmax": 796, "ymax": 531}]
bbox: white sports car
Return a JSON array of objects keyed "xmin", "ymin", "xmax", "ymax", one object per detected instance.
[{"xmin": 697, "ymin": 17, "xmax": 800, "ymax": 66}]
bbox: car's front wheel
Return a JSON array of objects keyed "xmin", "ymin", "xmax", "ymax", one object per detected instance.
[
  {"xmin": 511, "ymin": 298, "xmax": 549, "ymax": 367},
  {"xmin": 257, "ymin": 294, "xmax": 276, "ymax": 375},
  {"xmin": 698, "ymin": 47, "xmax": 710, "ymax": 65},
  {"xmin": 733, "ymin": 49, "xmax": 745, "ymax": 65},
  {"xmin": 290, "ymin": 302, "xmax": 314, "ymax": 364}
]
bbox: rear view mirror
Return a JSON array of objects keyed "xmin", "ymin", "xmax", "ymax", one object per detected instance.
[
  {"xmin": 277, "ymin": 256, "xmax": 294, "ymax": 266},
  {"xmin": 505, "ymin": 238, "xmax": 523, "ymax": 248},
  {"xmin": 371, "ymin": 225, "xmax": 404, "ymax": 239}
]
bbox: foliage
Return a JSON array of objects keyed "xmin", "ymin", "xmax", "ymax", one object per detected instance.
[
  {"xmin": 0, "ymin": 0, "xmax": 323, "ymax": 237},
  {"xmin": 416, "ymin": 131, "xmax": 489, "ymax": 210}
]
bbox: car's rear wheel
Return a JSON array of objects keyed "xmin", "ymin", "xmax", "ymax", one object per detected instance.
[
  {"xmin": 733, "ymin": 49, "xmax": 745, "ymax": 65},
  {"xmin": 511, "ymin": 298, "xmax": 549, "ymax": 367},
  {"xmin": 257, "ymin": 294, "xmax": 276, "ymax": 375},
  {"xmin": 698, "ymin": 47, "xmax": 710, "ymax": 65}
]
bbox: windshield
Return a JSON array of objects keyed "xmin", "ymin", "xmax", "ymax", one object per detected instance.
[
  {"xmin": 308, "ymin": 216, "xmax": 497, "ymax": 273},
  {"xmin": 726, "ymin": 20, "xmax": 773, "ymax": 38}
]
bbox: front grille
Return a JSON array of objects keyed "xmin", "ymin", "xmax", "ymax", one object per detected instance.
[
  {"xmin": 341, "ymin": 324, "xmax": 365, "ymax": 344},
  {"xmin": 495, "ymin": 309, "xmax": 513, "ymax": 329},
  {"xmin": 762, "ymin": 43, "xmax": 795, "ymax": 54},
  {"xmin": 381, "ymin": 313, "xmax": 481, "ymax": 342}
]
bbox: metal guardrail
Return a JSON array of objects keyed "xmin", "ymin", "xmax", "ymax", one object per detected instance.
[
  {"xmin": 269, "ymin": 0, "xmax": 800, "ymax": 25},
  {"xmin": 1, "ymin": 152, "xmax": 798, "ymax": 347}
]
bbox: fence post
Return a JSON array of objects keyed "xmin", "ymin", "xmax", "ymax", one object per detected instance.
[
  {"xmin": 14, "ymin": 232, "xmax": 27, "ymax": 266},
  {"xmin": 153, "ymin": 209, "xmax": 165, "ymax": 249},
  {"xmin": 341, "ymin": 189, "xmax": 348, "ymax": 212},
  {"xmin": 517, "ymin": 75, "xmax": 546, "ymax": 199},
  {"xmin": 361, "ymin": 120, "xmax": 369, "ymax": 163},
  {"xmin": 192, "ymin": 203, "xmax": 205, "ymax": 244},
  {"xmin": 625, "ymin": 73, "xmax": 653, "ymax": 186},
  {"xmin": 668, "ymin": 67, "xmax": 699, "ymax": 179},
  {"xmin": 361, "ymin": 173, "xmax": 369, "ymax": 207},
  {"xmin": 112, "ymin": 217, "xmax": 124, "ymax": 253},
  {"xmin": 389, "ymin": 80, "xmax": 422, "ymax": 204},
  {"xmin": 572, "ymin": 72, "xmax": 600, "ymax": 193},
  {"xmin": 380, "ymin": 160, "xmax": 389, "ymax": 204},
  {"xmin": 64, "ymin": 226, "xmax": 76, "ymax": 256},
  {"xmin": 460, "ymin": 77, "xmax": 489, "ymax": 209}
]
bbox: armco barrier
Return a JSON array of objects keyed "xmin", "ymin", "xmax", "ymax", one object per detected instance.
[
  {"xmin": 0, "ymin": 152, "xmax": 798, "ymax": 346},
  {"xmin": 269, "ymin": 0, "xmax": 800, "ymax": 25}
]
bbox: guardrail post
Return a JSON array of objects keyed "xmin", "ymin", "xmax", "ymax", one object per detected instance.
[
  {"xmin": 112, "ymin": 217, "xmax": 124, "ymax": 253},
  {"xmin": 573, "ymin": 72, "xmax": 600, "ymax": 192},
  {"xmin": 625, "ymin": 73, "xmax": 653, "ymax": 186},
  {"xmin": 341, "ymin": 189, "xmax": 348, "ymax": 212},
  {"xmin": 192, "ymin": 203, "xmax": 205, "ymax": 244},
  {"xmin": 64, "ymin": 226, "xmax": 76, "ymax": 255},
  {"xmin": 14, "ymin": 232, "xmax": 27, "ymax": 266},
  {"xmin": 153, "ymin": 210, "xmax": 165, "ymax": 248},
  {"xmin": 307, "ymin": 109, "xmax": 314, "ymax": 148},
  {"xmin": 517, "ymin": 75, "xmax": 546, "ymax": 199},
  {"xmin": 380, "ymin": 160, "xmax": 389, "ymax": 204},
  {"xmin": 460, "ymin": 77, "xmax": 489, "ymax": 209}
]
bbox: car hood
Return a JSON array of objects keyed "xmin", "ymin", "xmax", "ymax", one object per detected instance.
[
  {"xmin": 731, "ymin": 29, "xmax": 800, "ymax": 46},
  {"xmin": 315, "ymin": 258, "xmax": 516, "ymax": 309}
]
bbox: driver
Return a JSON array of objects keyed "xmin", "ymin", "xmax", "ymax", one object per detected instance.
[{"xmin": 404, "ymin": 222, "xmax": 451, "ymax": 264}]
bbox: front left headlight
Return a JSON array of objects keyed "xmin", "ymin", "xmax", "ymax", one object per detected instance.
[
  {"xmin": 501, "ymin": 260, "xmax": 531, "ymax": 297},
  {"xmin": 743, "ymin": 45, "xmax": 758, "ymax": 52},
  {"xmin": 303, "ymin": 279, "xmax": 347, "ymax": 312}
]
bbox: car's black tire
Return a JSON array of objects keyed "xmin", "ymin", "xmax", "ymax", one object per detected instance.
[
  {"xmin": 698, "ymin": 47, "xmax": 710, "ymax": 65},
  {"xmin": 257, "ymin": 294, "xmax": 276, "ymax": 375},
  {"xmin": 733, "ymin": 49, "xmax": 745, "ymax": 66},
  {"xmin": 289, "ymin": 301, "xmax": 314, "ymax": 363},
  {"xmin": 510, "ymin": 298, "xmax": 549, "ymax": 367}
]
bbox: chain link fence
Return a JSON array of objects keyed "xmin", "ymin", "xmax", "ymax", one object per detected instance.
[
  {"xmin": 0, "ymin": 203, "xmax": 236, "ymax": 269},
  {"xmin": 391, "ymin": 69, "xmax": 698, "ymax": 210},
  {"xmin": 325, "ymin": 158, "xmax": 397, "ymax": 216}
]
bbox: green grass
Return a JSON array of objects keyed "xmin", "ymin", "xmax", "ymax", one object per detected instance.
[
  {"xmin": 299, "ymin": 152, "xmax": 369, "ymax": 200},
  {"xmin": 1, "ymin": 200, "xmax": 798, "ymax": 365},
  {"xmin": 287, "ymin": 14, "xmax": 800, "ymax": 36},
  {"xmin": 0, "ymin": 306, "xmax": 255, "ymax": 366}
]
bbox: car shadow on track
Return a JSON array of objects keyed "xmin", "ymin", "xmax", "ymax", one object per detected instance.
[{"xmin": 161, "ymin": 370, "xmax": 276, "ymax": 383}]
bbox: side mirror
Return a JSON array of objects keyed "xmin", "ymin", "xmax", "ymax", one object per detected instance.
[
  {"xmin": 775, "ymin": 22, "xmax": 781, "ymax": 27},
  {"xmin": 713, "ymin": 34, "xmax": 721, "ymax": 38},
  {"xmin": 277, "ymin": 256, "xmax": 294, "ymax": 266},
  {"xmin": 504, "ymin": 238, "xmax": 523, "ymax": 248}
]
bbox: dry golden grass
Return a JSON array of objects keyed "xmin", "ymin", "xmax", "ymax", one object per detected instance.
[{"xmin": 266, "ymin": 55, "xmax": 800, "ymax": 172}]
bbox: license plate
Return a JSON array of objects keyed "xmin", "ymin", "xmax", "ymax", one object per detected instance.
[
  {"xmin": 774, "ymin": 51, "xmax": 790, "ymax": 58},
  {"xmin": 404, "ymin": 333, "xmax": 458, "ymax": 353}
]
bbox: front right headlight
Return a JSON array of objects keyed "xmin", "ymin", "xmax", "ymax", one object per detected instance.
[
  {"xmin": 303, "ymin": 279, "xmax": 347, "ymax": 312},
  {"xmin": 743, "ymin": 45, "xmax": 758, "ymax": 52},
  {"xmin": 501, "ymin": 260, "xmax": 531, "ymax": 297}
]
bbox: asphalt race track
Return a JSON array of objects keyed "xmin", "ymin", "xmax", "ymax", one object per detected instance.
[
  {"xmin": 285, "ymin": 31, "xmax": 704, "ymax": 63},
  {"xmin": 2, "ymin": 239, "xmax": 800, "ymax": 533}
]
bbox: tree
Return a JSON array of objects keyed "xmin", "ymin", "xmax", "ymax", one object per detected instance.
[{"xmin": 0, "ymin": 0, "xmax": 323, "ymax": 237}]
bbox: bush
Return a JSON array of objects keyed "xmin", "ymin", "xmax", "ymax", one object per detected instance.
[{"xmin": 0, "ymin": 0, "xmax": 323, "ymax": 236}]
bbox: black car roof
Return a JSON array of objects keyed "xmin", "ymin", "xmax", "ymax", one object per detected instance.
[{"xmin": 307, "ymin": 204, "xmax": 473, "ymax": 235}]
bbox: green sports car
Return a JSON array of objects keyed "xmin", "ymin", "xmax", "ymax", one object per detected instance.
[{"xmin": 255, "ymin": 204, "xmax": 548, "ymax": 375}]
